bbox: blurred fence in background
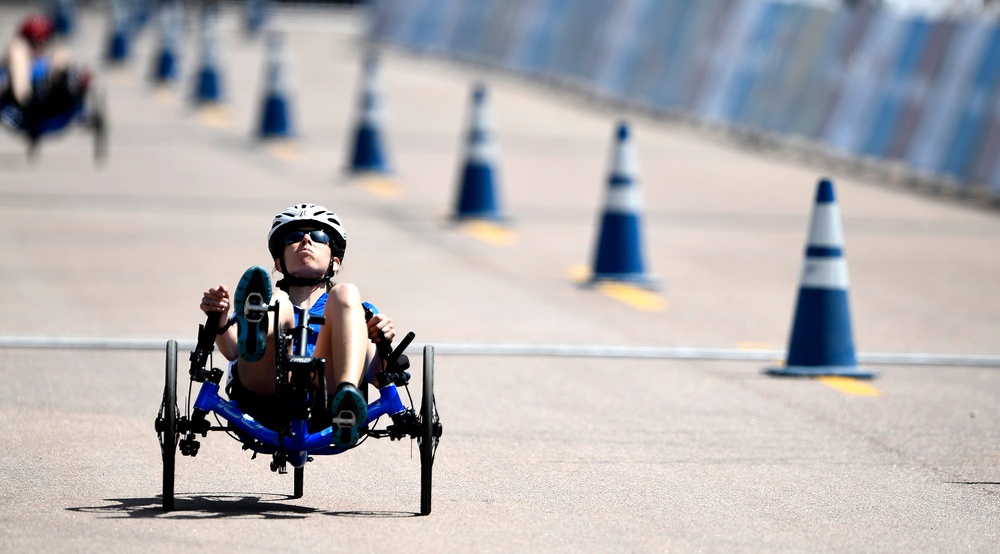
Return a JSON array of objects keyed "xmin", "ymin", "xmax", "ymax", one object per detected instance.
[{"xmin": 367, "ymin": 0, "xmax": 1000, "ymax": 199}]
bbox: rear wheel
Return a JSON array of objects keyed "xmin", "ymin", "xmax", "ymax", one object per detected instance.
[
  {"xmin": 157, "ymin": 340, "xmax": 179, "ymax": 511},
  {"xmin": 88, "ymin": 88, "xmax": 108, "ymax": 164},
  {"xmin": 419, "ymin": 345, "xmax": 439, "ymax": 515}
]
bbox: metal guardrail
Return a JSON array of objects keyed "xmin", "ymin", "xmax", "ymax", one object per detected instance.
[{"xmin": 1, "ymin": 336, "xmax": 998, "ymax": 367}]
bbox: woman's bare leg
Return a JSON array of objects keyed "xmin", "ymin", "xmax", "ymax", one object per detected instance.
[
  {"xmin": 5, "ymin": 39, "xmax": 31, "ymax": 105},
  {"xmin": 314, "ymin": 283, "xmax": 369, "ymax": 390},
  {"xmin": 234, "ymin": 289, "xmax": 295, "ymax": 394}
]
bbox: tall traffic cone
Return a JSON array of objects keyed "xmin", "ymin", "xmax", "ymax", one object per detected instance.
[
  {"xmin": 151, "ymin": 2, "xmax": 181, "ymax": 83},
  {"xmin": 131, "ymin": 0, "xmax": 152, "ymax": 33},
  {"xmin": 346, "ymin": 53, "xmax": 390, "ymax": 173},
  {"xmin": 246, "ymin": 0, "xmax": 270, "ymax": 36},
  {"xmin": 192, "ymin": 8, "xmax": 224, "ymax": 104},
  {"xmin": 765, "ymin": 178, "xmax": 875, "ymax": 379},
  {"xmin": 588, "ymin": 121, "xmax": 658, "ymax": 288},
  {"xmin": 105, "ymin": 0, "xmax": 130, "ymax": 64},
  {"xmin": 256, "ymin": 31, "xmax": 294, "ymax": 138},
  {"xmin": 51, "ymin": 0, "xmax": 75, "ymax": 36},
  {"xmin": 453, "ymin": 83, "xmax": 503, "ymax": 220}
]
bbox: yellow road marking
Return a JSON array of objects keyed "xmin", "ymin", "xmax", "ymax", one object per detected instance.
[
  {"xmin": 268, "ymin": 142, "xmax": 301, "ymax": 161},
  {"xmin": 361, "ymin": 176, "xmax": 399, "ymax": 197},
  {"xmin": 567, "ymin": 265, "xmax": 666, "ymax": 311},
  {"xmin": 568, "ymin": 265, "xmax": 589, "ymax": 282},
  {"xmin": 818, "ymin": 376, "xmax": 883, "ymax": 397},
  {"xmin": 596, "ymin": 282, "xmax": 667, "ymax": 312},
  {"xmin": 154, "ymin": 88, "xmax": 179, "ymax": 105},
  {"xmin": 199, "ymin": 105, "xmax": 229, "ymax": 127},
  {"xmin": 460, "ymin": 221, "xmax": 514, "ymax": 246}
]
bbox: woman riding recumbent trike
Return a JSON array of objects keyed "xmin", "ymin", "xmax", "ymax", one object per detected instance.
[{"xmin": 155, "ymin": 297, "xmax": 441, "ymax": 515}]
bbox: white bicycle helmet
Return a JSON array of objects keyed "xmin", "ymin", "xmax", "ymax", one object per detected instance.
[{"xmin": 267, "ymin": 203, "xmax": 347, "ymax": 261}]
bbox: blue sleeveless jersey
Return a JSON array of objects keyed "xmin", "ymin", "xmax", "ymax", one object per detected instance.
[{"xmin": 292, "ymin": 292, "xmax": 327, "ymax": 357}]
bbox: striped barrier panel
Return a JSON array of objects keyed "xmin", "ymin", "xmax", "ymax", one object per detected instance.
[
  {"xmin": 905, "ymin": 20, "xmax": 991, "ymax": 174},
  {"xmin": 823, "ymin": 11, "xmax": 908, "ymax": 155},
  {"xmin": 545, "ymin": 0, "xmax": 606, "ymax": 85},
  {"xmin": 511, "ymin": 0, "xmax": 569, "ymax": 77},
  {"xmin": 407, "ymin": 0, "xmax": 454, "ymax": 54},
  {"xmin": 971, "ymin": 87, "xmax": 1000, "ymax": 184},
  {"xmin": 591, "ymin": 0, "xmax": 650, "ymax": 99},
  {"xmin": 681, "ymin": 0, "xmax": 742, "ymax": 114},
  {"xmin": 883, "ymin": 20, "xmax": 954, "ymax": 161},
  {"xmin": 808, "ymin": 8, "xmax": 878, "ymax": 142},
  {"xmin": 860, "ymin": 18, "xmax": 932, "ymax": 159},
  {"xmin": 939, "ymin": 26, "xmax": 1000, "ymax": 180},
  {"xmin": 367, "ymin": 0, "xmax": 1000, "ymax": 194},
  {"xmin": 753, "ymin": 6, "xmax": 833, "ymax": 133},
  {"xmin": 783, "ymin": 9, "xmax": 855, "ymax": 139},
  {"xmin": 639, "ymin": 0, "xmax": 699, "ymax": 111},
  {"xmin": 477, "ymin": 0, "xmax": 524, "ymax": 66},
  {"xmin": 697, "ymin": 0, "xmax": 768, "ymax": 124},
  {"xmin": 763, "ymin": 7, "xmax": 838, "ymax": 135}
]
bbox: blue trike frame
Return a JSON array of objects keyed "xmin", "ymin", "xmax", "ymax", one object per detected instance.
[
  {"xmin": 155, "ymin": 300, "xmax": 441, "ymax": 515},
  {"xmin": 0, "ymin": 66, "xmax": 106, "ymax": 161}
]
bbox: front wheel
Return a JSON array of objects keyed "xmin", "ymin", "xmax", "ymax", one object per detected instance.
[
  {"xmin": 157, "ymin": 340, "xmax": 179, "ymax": 511},
  {"xmin": 419, "ymin": 345, "xmax": 440, "ymax": 515}
]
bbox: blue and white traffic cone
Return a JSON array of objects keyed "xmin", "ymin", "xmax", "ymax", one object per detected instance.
[
  {"xmin": 246, "ymin": 0, "xmax": 270, "ymax": 37},
  {"xmin": 346, "ymin": 53, "xmax": 390, "ymax": 174},
  {"xmin": 151, "ymin": 2, "xmax": 181, "ymax": 83},
  {"xmin": 131, "ymin": 0, "xmax": 152, "ymax": 33},
  {"xmin": 256, "ymin": 31, "xmax": 294, "ymax": 138},
  {"xmin": 51, "ymin": 0, "xmax": 75, "ymax": 36},
  {"xmin": 453, "ymin": 83, "xmax": 503, "ymax": 220},
  {"xmin": 765, "ymin": 178, "xmax": 875, "ymax": 379},
  {"xmin": 105, "ymin": 0, "xmax": 130, "ymax": 64},
  {"xmin": 589, "ymin": 121, "xmax": 658, "ymax": 288},
  {"xmin": 192, "ymin": 9, "xmax": 224, "ymax": 104}
]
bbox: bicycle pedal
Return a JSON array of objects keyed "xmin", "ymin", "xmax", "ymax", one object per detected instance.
[
  {"xmin": 331, "ymin": 410, "xmax": 357, "ymax": 428},
  {"xmin": 179, "ymin": 436, "xmax": 201, "ymax": 457},
  {"xmin": 244, "ymin": 293, "xmax": 268, "ymax": 323}
]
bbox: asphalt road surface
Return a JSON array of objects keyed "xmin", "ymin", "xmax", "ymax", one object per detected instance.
[{"xmin": 2, "ymin": 5, "xmax": 999, "ymax": 552}]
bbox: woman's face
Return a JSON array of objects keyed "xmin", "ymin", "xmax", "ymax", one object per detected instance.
[{"xmin": 278, "ymin": 228, "xmax": 338, "ymax": 278}]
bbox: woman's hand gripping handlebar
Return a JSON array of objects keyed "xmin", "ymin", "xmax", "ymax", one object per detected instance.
[{"xmin": 363, "ymin": 302, "xmax": 415, "ymax": 387}]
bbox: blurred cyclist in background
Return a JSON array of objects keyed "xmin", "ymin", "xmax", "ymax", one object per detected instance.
[{"xmin": 0, "ymin": 13, "xmax": 93, "ymax": 139}]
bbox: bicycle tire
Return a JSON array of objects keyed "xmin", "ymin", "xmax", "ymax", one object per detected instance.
[
  {"xmin": 419, "ymin": 345, "xmax": 436, "ymax": 515},
  {"xmin": 158, "ymin": 340, "xmax": 178, "ymax": 512}
]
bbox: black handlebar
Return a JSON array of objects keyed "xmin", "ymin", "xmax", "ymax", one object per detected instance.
[{"xmin": 189, "ymin": 311, "xmax": 222, "ymax": 382}]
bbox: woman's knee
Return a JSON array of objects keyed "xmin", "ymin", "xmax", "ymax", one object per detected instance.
[{"xmin": 327, "ymin": 283, "xmax": 362, "ymax": 310}]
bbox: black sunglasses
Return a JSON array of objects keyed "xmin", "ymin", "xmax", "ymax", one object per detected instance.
[{"xmin": 283, "ymin": 229, "xmax": 332, "ymax": 246}]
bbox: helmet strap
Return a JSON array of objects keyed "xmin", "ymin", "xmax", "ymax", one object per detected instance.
[
  {"xmin": 275, "ymin": 274, "xmax": 331, "ymax": 292},
  {"xmin": 274, "ymin": 258, "xmax": 336, "ymax": 292}
]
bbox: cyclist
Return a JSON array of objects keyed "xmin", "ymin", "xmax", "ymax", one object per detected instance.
[
  {"xmin": 198, "ymin": 203, "xmax": 395, "ymax": 448},
  {"xmin": 0, "ymin": 13, "xmax": 93, "ymax": 140}
]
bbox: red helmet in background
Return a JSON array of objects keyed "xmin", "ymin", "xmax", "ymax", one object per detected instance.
[{"xmin": 19, "ymin": 14, "xmax": 54, "ymax": 48}]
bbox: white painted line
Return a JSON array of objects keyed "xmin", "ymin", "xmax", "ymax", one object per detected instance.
[{"xmin": 0, "ymin": 336, "xmax": 998, "ymax": 367}]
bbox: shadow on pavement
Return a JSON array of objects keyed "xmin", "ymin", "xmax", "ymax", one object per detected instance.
[{"xmin": 67, "ymin": 494, "xmax": 418, "ymax": 519}]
